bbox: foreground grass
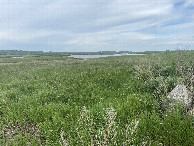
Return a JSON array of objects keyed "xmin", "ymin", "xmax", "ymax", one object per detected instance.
[{"xmin": 0, "ymin": 52, "xmax": 193, "ymax": 145}]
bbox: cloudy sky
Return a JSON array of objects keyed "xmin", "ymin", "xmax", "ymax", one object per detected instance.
[{"xmin": 0, "ymin": 0, "xmax": 194, "ymax": 52}]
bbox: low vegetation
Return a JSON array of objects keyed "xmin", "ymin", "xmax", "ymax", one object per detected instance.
[{"xmin": 0, "ymin": 51, "xmax": 193, "ymax": 145}]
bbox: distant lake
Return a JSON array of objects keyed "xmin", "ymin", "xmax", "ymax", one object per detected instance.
[
  {"xmin": 68, "ymin": 54, "xmax": 145, "ymax": 59},
  {"xmin": 12, "ymin": 56, "xmax": 24, "ymax": 58}
]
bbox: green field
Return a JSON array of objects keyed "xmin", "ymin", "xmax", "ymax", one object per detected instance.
[{"xmin": 0, "ymin": 51, "xmax": 193, "ymax": 145}]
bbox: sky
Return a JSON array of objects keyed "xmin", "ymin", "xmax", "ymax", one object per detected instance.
[{"xmin": 0, "ymin": 0, "xmax": 194, "ymax": 52}]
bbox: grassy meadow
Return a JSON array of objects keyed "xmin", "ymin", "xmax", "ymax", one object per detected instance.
[{"xmin": 0, "ymin": 51, "xmax": 193, "ymax": 145}]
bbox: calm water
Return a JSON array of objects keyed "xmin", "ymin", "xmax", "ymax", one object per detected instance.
[
  {"xmin": 12, "ymin": 56, "xmax": 24, "ymax": 58},
  {"xmin": 68, "ymin": 54, "xmax": 145, "ymax": 59}
]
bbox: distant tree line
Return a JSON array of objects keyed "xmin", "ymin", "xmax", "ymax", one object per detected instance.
[{"xmin": 0, "ymin": 50, "xmax": 193, "ymax": 57}]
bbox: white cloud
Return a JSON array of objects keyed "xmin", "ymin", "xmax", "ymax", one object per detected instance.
[
  {"xmin": 0, "ymin": 30, "xmax": 54, "ymax": 42},
  {"xmin": 64, "ymin": 29, "xmax": 156, "ymax": 47},
  {"xmin": 0, "ymin": 0, "xmax": 193, "ymax": 51},
  {"xmin": 183, "ymin": 0, "xmax": 194, "ymax": 7}
]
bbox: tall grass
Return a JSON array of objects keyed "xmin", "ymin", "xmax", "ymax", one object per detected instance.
[{"xmin": 0, "ymin": 52, "xmax": 193, "ymax": 145}]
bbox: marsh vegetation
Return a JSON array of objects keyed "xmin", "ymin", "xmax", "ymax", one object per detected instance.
[{"xmin": 0, "ymin": 51, "xmax": 193, "ymax": 145}]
